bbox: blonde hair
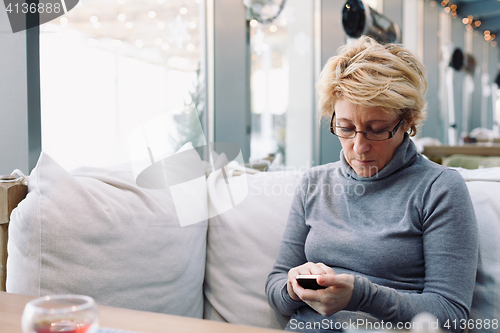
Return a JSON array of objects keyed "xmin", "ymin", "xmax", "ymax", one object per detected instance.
[{"xmin": 317, "ymin": 36, "xmax": 427, "ymax": 136}]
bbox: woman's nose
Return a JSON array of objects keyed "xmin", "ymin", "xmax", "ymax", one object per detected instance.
[{"xmin": 353, "ymin": 132, "xmax": 371, "ymax": 155}]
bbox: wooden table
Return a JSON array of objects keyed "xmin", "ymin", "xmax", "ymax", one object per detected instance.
[
  {"xmin": 0, "ymin": 292, "xmax": 282, "ymax": 333},
  {"xmin": 422, "ymin": 144, "xmax": 500, "ymax": 158}
]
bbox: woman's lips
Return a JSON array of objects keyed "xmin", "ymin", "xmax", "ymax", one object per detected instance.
[{"xmin": 354, "ymin": 159, "xmax": 374, "ymax": 166}]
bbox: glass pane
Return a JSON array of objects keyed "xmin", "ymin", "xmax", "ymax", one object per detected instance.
[
  {"xmin": 40, "ymin": 0, "xmax": 206, "ymax": 171},
  {"xmin": 249, "ymin": 11, "xmax": 288, "ymax": 164},
  {"xmin": 249, "ymin": 0, "xmax": 314, "ymax": 169}
]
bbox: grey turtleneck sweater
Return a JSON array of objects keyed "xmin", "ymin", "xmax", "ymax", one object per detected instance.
[{"xmin": 266, "ymin": 134, "xmax": 479, "ymax": 333}]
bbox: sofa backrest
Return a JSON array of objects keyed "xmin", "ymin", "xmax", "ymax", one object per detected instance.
[{"xmin": 204, "ymin": 171, "xmax": 303, "ymax": 329}]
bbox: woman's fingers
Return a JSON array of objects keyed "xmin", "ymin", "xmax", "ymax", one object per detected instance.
[
  {"xmin": 317, "ymin": 272, "xmax": 350, "ymax": 288},
  {"xmin": 316, "ymin": 262, "xmax": 335, "ymax": 275},
  {"xmin": 287, "ymin": 262, "xmax": 341, "ymax": 303},
  {"xmin": 293, "ymin": 262, "xmax": 333, "ymax": 275},
  {"xmin": 300, "ymin": 274, "xmax": 355, "ymax": 317}
]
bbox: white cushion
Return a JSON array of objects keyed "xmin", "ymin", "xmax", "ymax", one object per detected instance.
[
  {"xmin": 204, "ymin": 170, "xmax": 303, "ymax": 329},
  {"xmin": 7, "ymin": 152, "xmax": 207, "ymax": 318},
  {"xmin": 466, "ymin": 181, "xmax": 500, "ymax": 333},
  {"xmin": 453, "ymin": 166, "xmax": 500, "ymax": 181}
]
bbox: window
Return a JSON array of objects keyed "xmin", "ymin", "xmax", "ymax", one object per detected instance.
[
  {"xmin": 248, "ymin": 0, "xmax": 316, "ymax": 169},
  {"xmin": 40, "ymin": 0, "xmax": 206, "ymax": 171}
]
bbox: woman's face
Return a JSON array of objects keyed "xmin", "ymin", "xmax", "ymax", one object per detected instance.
[{"xmin": 334, "ymin": 99, "xmax": 411, "ymax": 178}]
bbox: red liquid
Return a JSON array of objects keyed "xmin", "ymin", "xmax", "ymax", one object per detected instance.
[{"xmin": 33, "ymin": 320, "xmax": 92, "ymax": 333}]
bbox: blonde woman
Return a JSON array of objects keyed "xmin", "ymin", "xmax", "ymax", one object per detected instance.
[{"xmin": 266, "ymin": 36, "xmax": 478, "ymax": 332}]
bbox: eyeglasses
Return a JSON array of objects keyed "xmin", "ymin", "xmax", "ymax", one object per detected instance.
[{"xmin": 329, "ymin": 111, "xmax": 404, "ymax": 141}]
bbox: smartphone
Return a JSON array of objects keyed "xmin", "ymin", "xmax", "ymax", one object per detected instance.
[{"xmin": 295, "ymin": 275, "xmax": 327, "ymax": 290}]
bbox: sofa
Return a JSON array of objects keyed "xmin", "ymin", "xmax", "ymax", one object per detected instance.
[{"xmin": 5, "ymin": 150, "xmax": 500, "ymax": 332}]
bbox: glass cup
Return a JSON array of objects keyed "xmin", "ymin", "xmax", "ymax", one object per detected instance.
[{"xmin": 22, "ymin": 294, "xmax": 99, "ymax": 333}]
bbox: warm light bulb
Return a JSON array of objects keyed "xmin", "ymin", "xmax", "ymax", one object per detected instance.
[
  {"xmin": 269, "ymin": 25, "xmax": 277, "ymax": 32},
  {"xmin": 149, "ymin": 11, "xmax": 156, "ymax": 18},
  {"xmin": 126, "ymin": 22, "xmax": 133, "ymax": 29},
  {"xmin": 180, "ymin": 7, "xmax": 188, "ymax": 15}
]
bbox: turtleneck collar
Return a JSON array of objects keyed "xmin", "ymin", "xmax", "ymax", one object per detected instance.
[{"xmin": 339, "ymin": 133, "xmax": 418, "ymax": 181}]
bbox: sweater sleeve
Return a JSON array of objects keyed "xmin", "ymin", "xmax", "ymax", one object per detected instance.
[
  {"xmin": 345, "ymin": 169, "xmax": 479, "ymax": 332},
  {"xmin": 265, "ymin": 173, "xmax": 310, "ymax": 315}
]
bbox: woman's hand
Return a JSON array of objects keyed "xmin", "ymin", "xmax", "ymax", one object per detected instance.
[{"xmin": 287, "ymin": 262, "xmax": 355, "ymax": 317}]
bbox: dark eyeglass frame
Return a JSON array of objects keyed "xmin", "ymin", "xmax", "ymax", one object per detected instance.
[{"xmin": 329, "ymin": 111, "xmax": 404, "ymax": 141}]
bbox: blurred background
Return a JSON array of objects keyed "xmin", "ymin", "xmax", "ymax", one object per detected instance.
[{"xmin": 1, "ymin": 0, "xmax": 500, "ymax": 174}]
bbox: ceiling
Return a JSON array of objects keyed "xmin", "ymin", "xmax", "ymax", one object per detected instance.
[
  {"xmin": 455, "ymin": 0, "xmax": 500, "ymax": 33},
  {"xmin": 41, "ymin": 0, "xmax": 204, "ymax": 71}
]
